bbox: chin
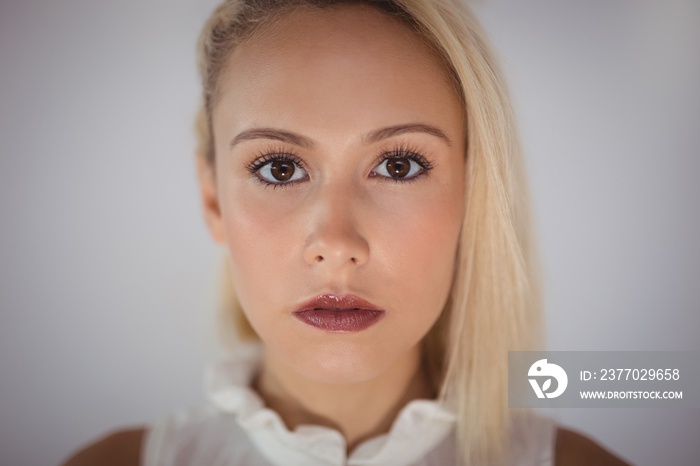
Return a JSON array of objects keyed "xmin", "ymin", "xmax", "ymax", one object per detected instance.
[{"xmin": 287, "ymin": 339, "xmax": 398, "ymax": 385}]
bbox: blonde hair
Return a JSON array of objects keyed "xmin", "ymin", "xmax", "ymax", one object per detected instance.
[{"xmin": 195, "ymin": 1, "xmax": 541, "ymax": 463}]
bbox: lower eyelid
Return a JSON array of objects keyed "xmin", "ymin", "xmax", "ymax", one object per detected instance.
[{"xmin": 253, "ymin": 175, "xmax": 305, "ymax": 189}]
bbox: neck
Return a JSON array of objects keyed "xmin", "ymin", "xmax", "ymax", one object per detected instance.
[{"xmin": 254, "ymin": 344, "xmax": 434, "ymax": 453}]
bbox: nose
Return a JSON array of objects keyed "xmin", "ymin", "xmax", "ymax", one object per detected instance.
[{"xmin": 302, "ymin": 187, "xmax": 370, "ymax": 270}]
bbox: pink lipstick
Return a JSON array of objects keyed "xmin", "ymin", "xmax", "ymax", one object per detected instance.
[{"xmin": 293, "ymin": 294, "xmax": 385, "ymax": 332}]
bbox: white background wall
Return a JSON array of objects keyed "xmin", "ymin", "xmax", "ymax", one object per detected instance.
[{"xmin": 1, "ymin": 1, "xmax": 698, "ymax": 465}]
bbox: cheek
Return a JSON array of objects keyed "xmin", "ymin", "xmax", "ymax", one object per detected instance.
[
  {"xmin": 216, "ymin": 185, "xmax": 304, "ymax": 327},
  {"xmin": 374, "ymin": 188, "xmax": 464, "ymax": 316}
]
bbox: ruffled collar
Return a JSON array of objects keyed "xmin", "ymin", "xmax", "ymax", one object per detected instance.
[{"xmin": 205, "ymin": 344, "xmax": 456, "ymax": 466}]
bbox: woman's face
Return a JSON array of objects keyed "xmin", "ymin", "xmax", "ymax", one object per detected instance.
[{"xmin": 200, "ymin": 5, "xmax": 466, "ymax": 384}]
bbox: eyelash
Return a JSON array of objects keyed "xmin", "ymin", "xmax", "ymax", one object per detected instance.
[
  {"xmin": 371, "ymin": 143, "xmax": 435, "ymax": 184},
  {"xmin": 244, "ymin": 143, "xmax": 435, "ymax": 188},
  {"xmin": 244, "ymin": 147, "xmax": 308, "ymax": 189}
]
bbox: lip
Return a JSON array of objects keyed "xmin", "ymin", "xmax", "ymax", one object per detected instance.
[{"xmin": 292, "ymin": 294, "xmax": 385, "ymax": 333}]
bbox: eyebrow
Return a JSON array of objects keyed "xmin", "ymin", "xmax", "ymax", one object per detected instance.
[
  {"xmin": 363, "ymin": 124, "xmax": 452, "ymax": 147},
  {"xmin": 229, "ymin": 123, "xmax": 452, "ymax": 150}
]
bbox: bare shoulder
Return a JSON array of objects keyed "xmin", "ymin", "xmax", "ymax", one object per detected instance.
[
  {"xmin": 61, "ymin": 427, "xmax": 146, "ymax": 466},
  {"xmin": 555, "ymin": 427, "xmax": 632, "ymax": 466}
]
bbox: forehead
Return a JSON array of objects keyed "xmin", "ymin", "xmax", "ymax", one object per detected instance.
[{"xmin": 212, "ymin": 4, "xmax": 463, "ymax": 145}]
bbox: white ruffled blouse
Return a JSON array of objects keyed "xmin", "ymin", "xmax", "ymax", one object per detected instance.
[{"xmin": 142, "ymin": 345, "xmax": 555, "ymax": 466}]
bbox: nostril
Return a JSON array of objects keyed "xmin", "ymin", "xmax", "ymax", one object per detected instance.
[{"xmin": 315, "ymin": 255, "xmax": 324, "ymax": 263}]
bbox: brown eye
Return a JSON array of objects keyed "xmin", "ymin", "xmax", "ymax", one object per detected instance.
[
  {"xmin": 385, "ymin": 157, "xmax": 411, "ymax": 178},
  {"xmin": 373, "ymin": 155, "xmax": 424, "ymax": 180},
  {"xmin": 270, "ymin": 160, "xmax": 295, "ymax": 181},
  {"xmin": 256, "ymin": 157, "xmax": 307, "ymax": 184}
]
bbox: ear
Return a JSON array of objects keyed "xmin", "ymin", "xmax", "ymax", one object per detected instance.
[{"xmin": 196, "ymin": 154, "xmax": 227, "ymax": 245}]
